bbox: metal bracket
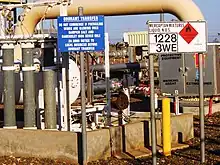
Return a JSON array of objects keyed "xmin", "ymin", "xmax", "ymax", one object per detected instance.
[
  {"xmin": 22, "ymin": 66, "xmax": 36, "ymax": 71},
  {"xmin": 14, "ymin": 63, "xmax": 21, "ymax": 73},
  {"xmin": 2, "ymin": 65, "xmax": 15, "ymax": 71},
  {"xmin": 34, "ymin": 63, "xmax": 41, "ymax": 73}
]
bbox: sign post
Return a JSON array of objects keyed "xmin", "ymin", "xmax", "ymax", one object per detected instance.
[
  {"xmin": 148, "ymin": 21, "xmax": 207, "ymax": 163},
  {"xmin": 57, "ymin": 12, "xmax": 105, "ymax": 165},
  {"xmin": 199, "ymin": 52, "xmax": 205, "ymax": 163},
  {"xmin": 149, "ymin": 53, "xmax": 157, "ymax": 165},
  {"xmin": 78, "ymin": 7, "xmax": 87, "ymax": 165}
]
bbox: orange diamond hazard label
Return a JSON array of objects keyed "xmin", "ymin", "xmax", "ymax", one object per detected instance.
[{"xmin": 179, "ymin": 23, "xmax": 198, "ymax": 44}]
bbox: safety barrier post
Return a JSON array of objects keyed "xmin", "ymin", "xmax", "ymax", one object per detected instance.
[{"xmin": 162, "ymin": 98, "xmax": 171, "ymax": 156}]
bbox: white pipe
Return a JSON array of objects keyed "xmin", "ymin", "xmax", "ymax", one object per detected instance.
[{"xmin": 14, "ymin": 0, "xmax": 204, "ymax": 36}]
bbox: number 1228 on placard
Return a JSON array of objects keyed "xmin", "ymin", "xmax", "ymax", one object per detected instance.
[{"xmin": 149, "ymin": 33, "xmax": 178, "ymax": 54}]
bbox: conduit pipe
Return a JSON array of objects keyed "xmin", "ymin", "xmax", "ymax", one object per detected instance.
[{"xmin": 14, "ymin": 0, "xmax": 204, "ymax": 36}]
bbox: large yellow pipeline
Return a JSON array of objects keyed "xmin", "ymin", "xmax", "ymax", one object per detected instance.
[{"xmin": 14, "ymin": 0, "xmax": 204, "ymax": 36}]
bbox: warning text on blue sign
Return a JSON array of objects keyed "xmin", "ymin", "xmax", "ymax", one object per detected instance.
[{"xmin": 57, "ymin": 15, "xmax": 105, "ymax": 52}]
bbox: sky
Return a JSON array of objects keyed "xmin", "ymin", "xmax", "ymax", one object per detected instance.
[{"xmin": 104, "ymin": 0, "xmax": 220, "ymax": 43}]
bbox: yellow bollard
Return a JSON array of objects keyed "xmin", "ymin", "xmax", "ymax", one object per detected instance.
[{"xmin": 162, "ymin": 98, "xmax": 171, "ymax": 156}]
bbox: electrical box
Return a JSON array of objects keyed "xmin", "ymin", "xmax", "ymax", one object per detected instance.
[{"xmin": 159, "ymin": 43, "xmax": 220, "ymax": 96}]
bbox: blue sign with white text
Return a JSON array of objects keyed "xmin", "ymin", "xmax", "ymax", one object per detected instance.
[{"xmin": 57, "ymin": 15, "xmax": 105, "ymax": 52}]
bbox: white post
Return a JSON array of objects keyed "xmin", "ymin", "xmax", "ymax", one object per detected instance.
[
  {"xmin": 175, "ymin": 90, "xmax": 180, "ymax": 115},
  {"xmin": 105, "ymin": 33, "xmax": 111, "ymax": 126},
  {"xmin": 155, "ymin": 93, "xmax": 158, "ymax": 110},
  {"xmin": 0, "ymin": 12, "xmax": 5, "ymax": 37},
  {"xmin": 60, "ymin": 2, "xmax": 69, "ymax": 131},
  {"xmin": 122, "ymin": 88, "xmax": 130, "ymax": 125}
]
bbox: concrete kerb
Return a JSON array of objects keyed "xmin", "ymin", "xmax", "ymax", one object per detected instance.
[
  {"xmin": 0, "ymin": 113, "xmax": 194, "ymax": 163},
  {"xmin": 0, "ymin": 129, "xmax": 78, "ymax": 162},
  {"xmin": 182, "ymin": 103, "xmax": 220, "ymax": 115}
]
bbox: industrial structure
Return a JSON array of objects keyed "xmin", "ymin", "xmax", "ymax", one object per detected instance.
[{"xmin": 0, "ymin": 0, "xmax": 214, "ymax": 164}]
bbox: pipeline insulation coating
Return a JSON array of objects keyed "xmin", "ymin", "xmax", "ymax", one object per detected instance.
[
  {"xmin": 2, "ymin": 66, "xmax": 16, "ymax": 71},
  {"xmin": 22, "ymin": 66, "xmax": 36, "ymax": 71},
  {"xmin": 21, "ymin": 42, "xmax": 35, "ymax": 49},
  {"xmin": 1, "ymin": 43, "xmax": 15, "ymax": 49}
]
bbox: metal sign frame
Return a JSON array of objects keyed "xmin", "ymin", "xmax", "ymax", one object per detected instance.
[
  {"xmin": 57, "ymin": 15, "xmax": 105, "ymax": 53},
  {"xmin": 148, "ymin": 21, "xmax": 207, "ymax": 54},
  {"xmin": 147, "ymin": 21, "xmax": 207, "ymax": 164}
]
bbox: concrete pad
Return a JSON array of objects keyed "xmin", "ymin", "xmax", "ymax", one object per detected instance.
[
  {"xmin": 114, "ymin": 152, "xmax": 133, "ymax": 159},
  {"xmin": 157, "ymin": 143, "xmax": 189, "ymax": 153},
  {"xmin": 171, "ymin": 143, "xmax": 189, "ymax": 150},
  {"xmin": 126, "ymin": 148, "xmax": 152, "ymax": 159}
]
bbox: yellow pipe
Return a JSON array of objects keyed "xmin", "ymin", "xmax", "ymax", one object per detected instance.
[
  {"xmin": 162, "ymin": 98, "xmax": 171, "ymax": 156},
  {"xmin": 14, "ymin": 0, "xmax": 204, "ymax": 36}
]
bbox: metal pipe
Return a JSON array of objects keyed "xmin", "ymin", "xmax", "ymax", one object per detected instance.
[
  {"xmin": 86, "ymin": 54, "xmax": 92, "ymax": 104},
  {"xmin": 2, "ymin": 43, "xmax": 16, "ymax": 129},
  {"xmin": 42, "ymin": 42, "xmax": 57, "ymax": 130},
  {"xmin": 128, "ymin": 47, "xmax": 134, "ymax": 63},
  {"xmin": 199, "ymin": 53, "xmax": 205, "ymax": 163},
  {"xmin": 149, "ymin": 53, "xmax": 157, "ymax": 165},
  {"xmin": 14, "ymin": 0, "xmax": 204, "ymax": 36},
  {"xmin": 87, "ymin": 81, "xmax": 120, "ymax": 93},
  {"xmin": 44, "ymin": 70, "xmax": 57, "ymax": 129},
  {"xmin": 160, "ymin": 13, "xmax": 164, "ymax": 22},
  {"xmin": 91, "ymin": 62, "xmax": 148, "ymax": 72},
  {"xmin": 78, "ymin": 6, "xmax": 87, "ymax": 165},
  {"xmin": 60, "ymin": 1, "xmax": 69, "ymax": 131},
  {"xmin": 21, "ymin": 42, "xmax": 37, "ymax": 129},
  {"xmin": 105, "ymin": 33, "xmax": 111, "ymax": 126}
]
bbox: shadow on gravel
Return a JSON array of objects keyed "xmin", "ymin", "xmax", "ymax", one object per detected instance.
[
  {"xmin": 209, "ymin": 150, "xmax": 220, "ymax": 156},
  {"xmin": 172, "ymin": 152, "xmax": 200, "ymax": 162}
]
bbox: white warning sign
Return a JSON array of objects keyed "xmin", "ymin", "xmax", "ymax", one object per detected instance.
[{"xmin": 148, "ymin": 21, "xmax": 207, "ymax": 54}]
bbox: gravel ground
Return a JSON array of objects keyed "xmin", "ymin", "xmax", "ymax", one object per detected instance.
[{"xmin": 1, "ymin": 112, "xmax": 220, "ymax": 165}]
